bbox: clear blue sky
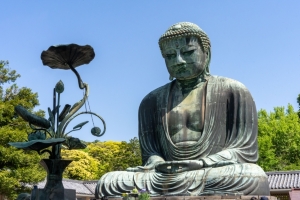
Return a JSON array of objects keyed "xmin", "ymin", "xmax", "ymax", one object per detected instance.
[{"xmin": 1, "ymin": 1, "xmax": 300, "ymax": 142}]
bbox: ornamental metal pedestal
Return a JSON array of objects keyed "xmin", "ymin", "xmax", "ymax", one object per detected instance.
[{"xmin": 32, "ymin": 159, "xmax": 76, "ymax": 200}]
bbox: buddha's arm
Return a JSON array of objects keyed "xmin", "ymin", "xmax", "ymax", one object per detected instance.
[
  {"xmin": 200, "ymin": 150, "xmax": 239, "ymax": 168},
  {"xmin": 138, "ymin": 90, "xmax": 167, "ymax": 164},
  {"xmin": 199, "ymin": 78, "xmax": 258, "ymax": 168},
  {"xmin": 126, "ymin": 155, "xmax": 165, "ymax": 172}
]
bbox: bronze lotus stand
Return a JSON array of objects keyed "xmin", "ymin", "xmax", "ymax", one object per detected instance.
[{"xmin": 10, "ymin": 44, "xmax": 105, "ymax": 200}]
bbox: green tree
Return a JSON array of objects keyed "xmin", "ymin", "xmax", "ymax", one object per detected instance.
[
  {"xmin": 297, "ymin": 94, "xmax": 300, "ymax": 118},
  {"xmin": 61, "ymin": 149, "xmax": 100, "ymax": 180},
  {"xmin": 0, "ymin": 61, "xmax": 46, "ymax": 199},
  {"xmin": 119, "ymin": 137, "xmax": 142, "ymax": 169},
  {"xmin": 87, "ymin": 138, "xmax": 142, "ymax": 178},
  {"xmin": 87, "ymin": 141, "xmax": 123, "ymax": 177},
  {"xmin": 258, "ymin": 104, "xmax": 300, "ymax": 171}
]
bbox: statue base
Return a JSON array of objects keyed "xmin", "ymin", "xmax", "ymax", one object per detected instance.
[
  {"xmin": 30, "ymin": 188, "xmax": 76, "ymax": 200},
  {"xmin": 109, "ymin": 196, "xmax": 277, "ymax": 200},
  {"xmin": 36, "ymin": 159, "xmax": 74, "ymax": 200}
]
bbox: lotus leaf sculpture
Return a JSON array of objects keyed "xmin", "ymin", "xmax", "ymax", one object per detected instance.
[
  {"xmin": 10, "ymin": 44, "xmax": 105, "ymax": 159},
  {"xmin": 9, "ymin": 44, "xmax": 106, "ymax": 199}
]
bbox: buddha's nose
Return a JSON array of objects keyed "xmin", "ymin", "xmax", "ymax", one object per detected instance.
[{"xmin": 175, "ymin": 53, "xmax": 186, "ymax": 66}]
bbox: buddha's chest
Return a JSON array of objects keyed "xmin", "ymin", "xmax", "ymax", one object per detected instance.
[{"xmin": 167, "ymin": 85, "xmax": 205, "ymax": 144}]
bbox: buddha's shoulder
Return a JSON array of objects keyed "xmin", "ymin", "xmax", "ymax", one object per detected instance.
[
  {"xmin": 140, "ymin": 82, "xmax": 171, "ymax": 103},
  {"xmin": 209, "ymin": 75, "xmax": 248, "ymax": 90}
]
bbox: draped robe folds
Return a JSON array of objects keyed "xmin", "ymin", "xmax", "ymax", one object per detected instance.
[{"xmin": 95, "ymin": 76, "xmax": 270, "ymax": 198}]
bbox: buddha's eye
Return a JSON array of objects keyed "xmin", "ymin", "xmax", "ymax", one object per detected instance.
[
  {"xmin": 165, "ymin": 54, "xmax": 176, "ymax": 59},
  {"xmin": 182, "ymin": 50, "xmax": 195, "ymax": 56}
]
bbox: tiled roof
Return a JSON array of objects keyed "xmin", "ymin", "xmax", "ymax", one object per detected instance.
[
  {"xmin": 266, "ymin": 170, "xmax": 300, "ymax": 190},
  {"xmin": 83, "ymin": 181, "xmax": 98, "ymax": 195},
  {"xmin": 64, "ymin": 179, "xmax": 95, "ymax": 195},
  {"xmin": 32, "ymin": 179, "xmax": 97, "ymax": 195}
]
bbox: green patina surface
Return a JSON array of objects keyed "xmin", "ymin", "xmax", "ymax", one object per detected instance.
[{"xmin": 95, "ymin": 22, "xmax": 270, "ymax": 198}]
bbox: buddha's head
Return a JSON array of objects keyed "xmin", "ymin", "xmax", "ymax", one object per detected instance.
[{"xmin": 159, "ymin": 22, "xmax": 211, "ymax": 81}]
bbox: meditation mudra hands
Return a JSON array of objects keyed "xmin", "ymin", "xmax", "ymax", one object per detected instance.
[
  {"xmin": 126, "ymin": 155, "xmax": 204, "ymax": 173},
  {"xmin": 155, "ymin": 160, "xmax": 204, "ymax": 173}
]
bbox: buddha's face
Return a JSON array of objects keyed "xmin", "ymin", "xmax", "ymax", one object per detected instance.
[{"xmin": 162, "ymin": 36, "xmax": 207, "ymax": 80}]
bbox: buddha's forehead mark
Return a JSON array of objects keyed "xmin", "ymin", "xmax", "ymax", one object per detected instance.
[{"xmin": 162, "ymin": 37, "xmax": 187, "ymax": 50}]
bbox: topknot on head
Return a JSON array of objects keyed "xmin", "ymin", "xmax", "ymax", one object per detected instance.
[{"xmin": 159, "ymin": 22, "xmax": 211, "ymax": 53}]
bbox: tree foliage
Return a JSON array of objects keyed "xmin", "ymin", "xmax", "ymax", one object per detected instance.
[
  {"xmin": 61, "ymin": 149, "xmax": 100, "ymax": 180},
  {"xmin": 258, "ymin": 104, "xmax": 300, "ymax": 171},
  {"xmin": 297, "ymin": 94, "xmax": 300, "ymax": 118},
  {"xmin": 0, "ymin": 61, "xmax": 46, "ymax": 199},
  {"xmin": 86, "ymin": 138, "xmax": 142, "ymax": 178},
  {"xmin": 120, "ymin": 137, "xmax": 142, "ymax": 168},
  {"xmin": 61, "ymin": 138, "xmax": 142, "ymax": 180}
]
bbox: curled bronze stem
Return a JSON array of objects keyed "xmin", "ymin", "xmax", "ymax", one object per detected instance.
[
  {"xmin": 62, "ymin": 111, "xmax": 106, "ymax": 137},
  {"xmin": 57, "ymin": 83, "xmax": 89, "ymax": 138},
  {"xmin": 68, "ymin": 63, "xmax": 84, "ymax": 89}
]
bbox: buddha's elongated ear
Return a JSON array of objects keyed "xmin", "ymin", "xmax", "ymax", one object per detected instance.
[{"xmin": 204, "ymin": 49, "xmax": 211, "ymax": 76}]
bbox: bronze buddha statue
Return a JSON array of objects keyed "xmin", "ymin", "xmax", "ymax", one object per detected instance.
[{"xmin": 95, "ymin": 22, "xmax": 270, "ymax": 198}]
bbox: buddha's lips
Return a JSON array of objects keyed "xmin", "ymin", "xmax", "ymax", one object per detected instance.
[
  {"xmin": 177, "ymin": 68, "xmax": 186, "ymax": 73},
  {"xmin": 174, "ymin": 62, "xmax": 195, "ymax": 73}
]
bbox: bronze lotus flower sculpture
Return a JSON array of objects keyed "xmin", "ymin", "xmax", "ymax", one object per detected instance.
[
  {"xmin": 41, "ymin": 44, "xmax": 95, "ymax": 69},
  {"xmin": 10, "ymin": 44, "xmax": 105, "ymax": 159},
  {"xmin": 41, "ymin": 44, "xmax": 95, "ymax": 89}
]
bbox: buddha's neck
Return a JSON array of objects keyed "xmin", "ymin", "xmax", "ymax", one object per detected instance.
[{"xmin": 176, "ymin": 74, "xmax": 207, "ymax": 93}]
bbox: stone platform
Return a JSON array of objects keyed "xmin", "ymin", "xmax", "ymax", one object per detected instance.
[{"xmin": 107, "ymin": 196, "xmax": 277, "ymax": 200}]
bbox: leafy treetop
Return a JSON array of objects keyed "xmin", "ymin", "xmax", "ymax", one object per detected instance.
[
  {"xmin": 0, "ymin": 61, "xmax": 46, "ymax": 199},
  {"xmin": 257, "ymin": 104, "xmax": 300, "ymax": 171}
]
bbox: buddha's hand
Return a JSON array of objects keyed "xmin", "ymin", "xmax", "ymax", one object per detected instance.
[
  {"xmin": 126, "ymin": 155, "xmax": 165, "ymax": 172},
  {"xmin": 155, "ymin": 160, "xmax": 204, "ymax": 174}
]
